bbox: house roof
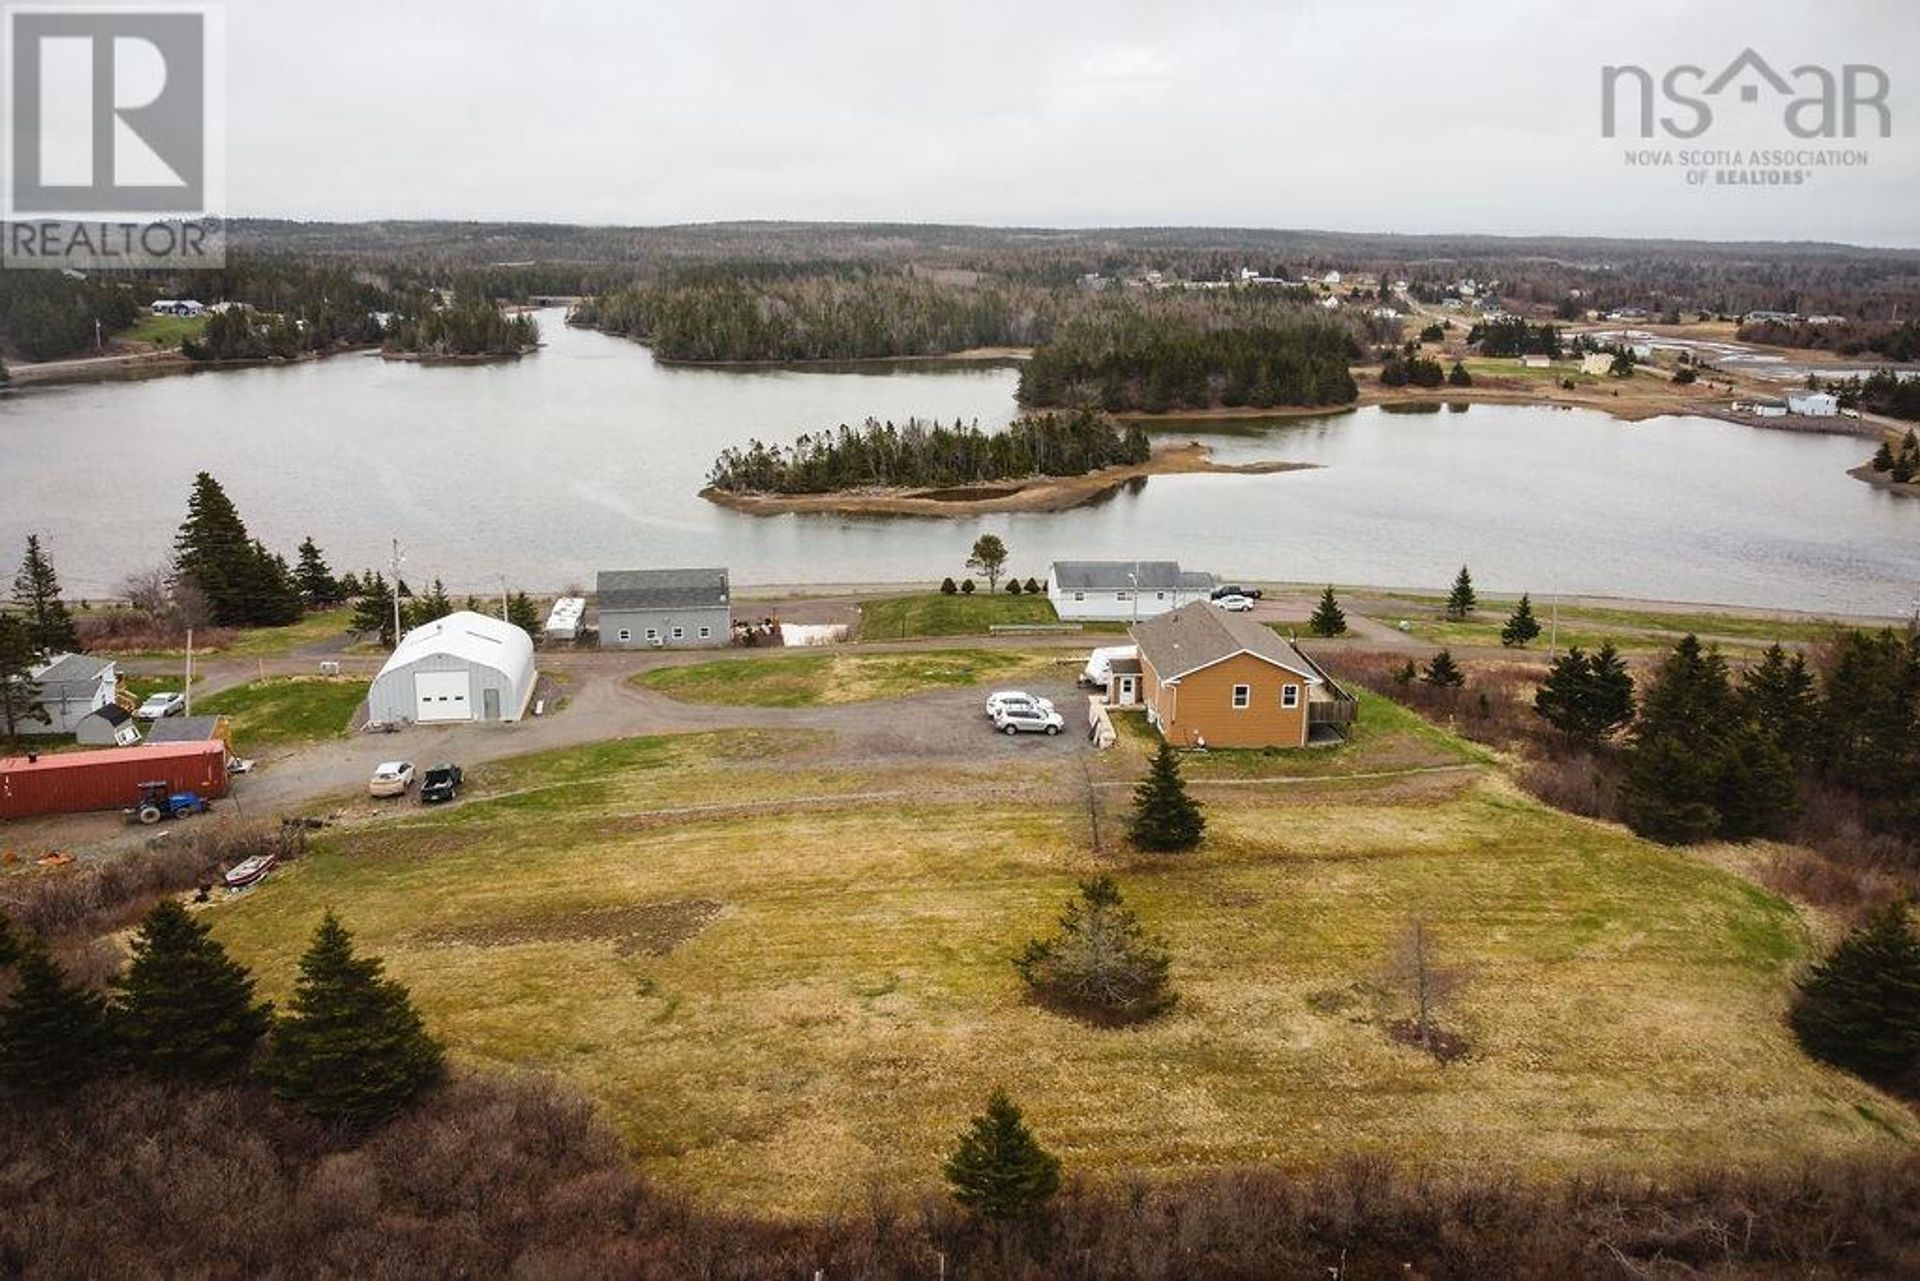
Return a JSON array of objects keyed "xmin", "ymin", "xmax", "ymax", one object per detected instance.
[
  {"xmin": 85, "ymin": 703, "xmax": 134, "ymax": 727},
  {"xmin": 597, "ymin": 568, "xmax": 730, "ymax": 613},
  {"xmin": 1051, "ymin": 561, "xmax": 1196, "ymax": 592},
  {"xmin": 1130, "ymin": 602, "xmax": 1321, "ymax": 684},
  {"xmin": 30, "ymin": 653, "xmax": 114, "ymax": 691},
  {"xmin": 379, "ymin": 610, "xmax": 534, "ymax": 679},
  {"xmin": 145, "ymin": 715, "xmax": 224, "ymax": 742}
]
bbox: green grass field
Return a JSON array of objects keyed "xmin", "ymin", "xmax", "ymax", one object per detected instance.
[
  {"xmin": 85, "ymin": 606, "xmax": 355, "ymax": 661},
  {"xmin": 1365, "ymin": 597, "xmax": 1862, "ymax": 657},
  {"xmin": 205, "ymin": 711, "xmax": 1915, "ymax": 1215},
  {"xmin": 195, "ymin": 676, "xmax": 364, "ymax": 748},
  {"xmin": 858, "ymin": 591, "xmax": 1083, "ymax": 639},
  {"xmin": 120, "ymin": 312, "xmax": 208, "ymax": 348},
  {"xmin": 634, "ymin": 649, "xmax": 1064, "ymax": 707}
]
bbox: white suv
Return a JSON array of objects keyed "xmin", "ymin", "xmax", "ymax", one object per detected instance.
[
  {"xmin": 994, "ymin": 705, "xmax": 1065, "ymax": 736},
  {"xmin": 985, "ymin": 689, "xmax": 1055, "ymax": 719}
]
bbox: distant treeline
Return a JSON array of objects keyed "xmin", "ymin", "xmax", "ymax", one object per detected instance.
[
  {"xmin": 1467, "ymin": 317, "xmax": 1562, "ymax": 358},
  {"xmin": 1742, "ymin": 318, "xmax": 1920, "ymax": 363},
  {"xmin": 1842, "ymin": 369, "xmax": 1920, "ymax": 422},
  {"xmin": 570, "ymin": 268, "xmax": 1059, "ymax": 361},
  {"xmin": 706, "ymin": 409, "xmax": 1150, "ymax": 493},
  {"xmin": 0, "ymin": 273, "xmax": 141, "ymax": 361},
  {"xmin": 383, "ymin": 300, "xmax": 539, "ymax": 357},
  {"xmin": 1018, "ymin": 299, "xmax": 1361, "ymax": 412},
  {"xmin": 184, "ymin": 304, "xmax": 383, "ymax": 362}
]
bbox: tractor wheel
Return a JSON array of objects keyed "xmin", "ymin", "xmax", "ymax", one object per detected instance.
[{"xmin": 137, "ymin": 805, "xmax": 163, "ymax": 825}]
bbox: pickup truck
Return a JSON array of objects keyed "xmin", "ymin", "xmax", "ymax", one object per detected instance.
[{"xmin": 419, "ymin": 763, "xmax": 463, "ymax": 804}]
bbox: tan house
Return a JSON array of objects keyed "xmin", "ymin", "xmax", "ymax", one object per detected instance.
[{"xmin": 1128, "ymin": 603, "xmax": 1357, "ymax": 748}]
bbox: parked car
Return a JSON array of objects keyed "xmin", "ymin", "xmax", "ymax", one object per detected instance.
[
  {"xmin": 136, "ymin": 691, "xmax": 186, "ymax": 720},
  {"xmin": 985, "ymin": 690, "xmax": 1055, "ymax": 719},
  {"xmin": 1212, "ymin": 585, "xmax": 1264, "ymax": 601},
  {"xmin": 419, "ymin": 763, "xmax": 463, "ymax": 804},
  {"xmin": 368, "ymin": 760, "xmax": 416, "ymax": 797},
  {"xmin": 994, "ymin": 705, "xmax": 1065, "ymax": 736},
  {"xmin": 1214, "ymin": 594, "xmax": 1256, "ymax": 613}
]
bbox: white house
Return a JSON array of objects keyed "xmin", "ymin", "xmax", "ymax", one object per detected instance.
[
  {"xmin": 366, "ymin": 611, "xmax": 536, "ymax": 724},
  {"xmin": 1521, "ymin": 355, "xmax": 1551, "ymax": 369},
  {"xmin": 1047, "ymin": 561, "xmax": 1215, "ymax": 623},
  {"xmin": 1786, "ymin": 390, "xmax": 1839, "ymax": 417},
  {"xmin": 1751, "ymin": 399, "xmax": 1789, "ymax": 419},
  {"xmin": 149, "ymin": 299, "xmax": 205, "ymax": 317},
  {"xmin": 20, "ymin": 654, "xmax": 120, "ymax": 736}
]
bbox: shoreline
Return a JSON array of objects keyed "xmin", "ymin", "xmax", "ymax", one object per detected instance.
[
  {"xmin": 1847, "ymin": 462, "xmax": 1920, "ymax": 498},
  {"xmin": 7, "ymin": 343, "xmax": 375, "ymax": 387},
  {"xmin": 699, "ymin": 441, "xmax": 1316, "ymax": 517},
  {"xmin": 379, "ymin": 346, "xmax": 537, "ymax": 365}
]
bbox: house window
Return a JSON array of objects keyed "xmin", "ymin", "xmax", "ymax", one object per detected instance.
[
  {"xmin": 1282, "ymin": 684, "xmax": 1300, "ymax": 709},
  {"xmin": 1116, "ymin": 591, "xmax": 1131, "ymax": 601},
  {"xmin": 1156, "ymin": 591, "xmax": 1165, "ymax": 600},
  {"xmin": 1232, "ymin": 684, "xmax": 1251, "ymax": 709},
  {"xmin": 617, "ymin": 628, "xmax": 632, "ymax": 642},
  {"xmin": 671, "ymin": 626, "xmax": 685, "ymax": 640},
  {"xmin": 644, "ymin": 628, "xmax": 659, "ymax": 641},
  {"xmin": 698, "ymin": 626, "xmax": 711, "ymax": 638}
]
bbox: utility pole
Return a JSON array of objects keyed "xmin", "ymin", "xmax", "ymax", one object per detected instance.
[
  {"xmin": 389, "ymin": 539, "xmax": 405, "ymax": 647},
  {"xmin": 499, "ymin": 573, "xmax": 509, "ymax": 621},
  {"xmin": 1129, "ymin": 561, "xmax": 1140, "ymax": 625},
  {"xmin": 184, "ymin": 629, "xmax": 193, "ymax": 715}
]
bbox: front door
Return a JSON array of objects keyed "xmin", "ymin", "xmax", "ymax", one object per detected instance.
[
  {"xmin": 482, "ymin": 687, "xmax": 501, "ymax": 720},
  {"xmin": 1117, "ymin": 675, "xmax": 1137, "ymax": 704}
]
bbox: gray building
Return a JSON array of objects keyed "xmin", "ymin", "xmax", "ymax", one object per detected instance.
[
  {"xmin": 24, "ymin": 653, "xmax": 121, "ymax": 735},
  {"xmin": 597, "ymin": 568, "xmax": 731, "ymax": 649}
]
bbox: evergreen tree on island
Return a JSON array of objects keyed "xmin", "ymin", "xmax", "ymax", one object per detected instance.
[
  {"xmin": 112, "ymin": 899, "xmax": 273, "ymax": 1083},
  {"xmin": 11, "ymin": 534, "xmax": 78, "ymax": 656},
  {"xmin": 1444, "ymin": 566, "xmax": 1476, "ymax": 620},
  {"xmin": 943, "ymin": 1088, "xmax": 1062, "ymax": 1221},
  {"xmin": 1308, "ymin": 585, "xmax": 1348, "ymax": 637},
  {"xmin": 1129, "ymin": 741, "xmax": 1205, "ymax": 852},
  {"xmin": 263, "ymin": 912, "xmax": 444, "ymax": 1128},
  {"xmin": 1500, "ymin": 593, "xmax": 1541, "ymax": 647}
]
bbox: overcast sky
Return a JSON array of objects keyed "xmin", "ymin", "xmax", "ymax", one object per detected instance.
[{"xmin": 224, "ymin": 0, "xmax": 1920, "ymax": 245}]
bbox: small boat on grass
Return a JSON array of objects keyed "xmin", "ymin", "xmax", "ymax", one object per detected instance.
[{"xmin": 222, "ymin": 853, "xmax": 277, "ymax": 890}]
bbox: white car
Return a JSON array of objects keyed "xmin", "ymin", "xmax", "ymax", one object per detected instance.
[
  {"xmin": 1214, "ymin": 594, "xmax": 1256, "ymax": 613},
  {"xmin": 136, "ymin": 691, "xmax": 185, "ymax": 720},
  {"xmin": 985, "ymin": 690, "xmax": 1055, "ymax": 719},
  {"xmin": 994, "ymin": 705, "xmax": 1065, "ymax": 736},
  {"xmin": 368, "ymin": 760, "xmax": 416, "ymax": 797}
]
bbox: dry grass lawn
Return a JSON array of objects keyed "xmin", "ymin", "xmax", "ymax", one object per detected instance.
[
  {"xmin": 206, "ymin": 724, "xmax": 1916, "ymax": 1218},
  {"xmin": 634, "ymin": 649, "xmax": 1063, "ymax": 706}
]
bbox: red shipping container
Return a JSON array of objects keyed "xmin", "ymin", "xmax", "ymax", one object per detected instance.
[{"xmin": 0, "ymin": 742, "xmax": 230, "ymax": 819}]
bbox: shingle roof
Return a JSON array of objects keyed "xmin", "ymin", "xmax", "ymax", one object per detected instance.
[
  {"xmin": 31, "ymin": 653, "xmax": 114, "ymax": 692},
  {"xmin": 1130, "ymin": 602, "xmax": 1320, "ymax": 683},
  {"xmin": 1051, "ymin": 561, "xmax": 1189, "ymax": 592},
  {"xmin": 87, "ymin": 703, "xmax": 134, "ymax": 727},
  {"xmin": 598, "ymin": 568, "xmax": 730, "ymax": 612},
  {"xmin": 145, "ymin": 715, "xmax": 224, "ymax": 742}
]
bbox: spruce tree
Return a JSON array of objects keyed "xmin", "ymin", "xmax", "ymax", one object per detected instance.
[
  {"xmin": 294, "ymin": 536, "xmax": 342, "ymax": 608},
  {"xmin": 1129, "ymin": 741, "xmax": 1205, "ymax": 852},
  {"xmin": 0, "ymin": 942, "xmax": 110, "ymax": 1096},
  {"xmin": 942, "ymin": 1088, "xmax": 1062, "ymax": 1220},
  {"xmin": 111, "ymin": 899, "xmax": 272, "ymax": 1082},
  {"xmin": 507, "ymin": 591, "xmax": 541, "ymax": 640},
  {"xmin": 173, "ymin": 472, "xmax": 256, "ymax": 625},
  {"xmin": 1740, "ymin": 644, "xmax": 1819, "ymax": 764},
  {"xmin": 1308, "ymin": 585, "xmax": 1348, "ymax": 637},
  {"xmin": 1499, "ymin": 594, "xmax": 1541, "ymax": 647},
  {"xmin": 1873, "ymin": 441, "xmax": 1897, "ymax": 471},
  {"xmin": 1789, "ymin": 904, "xmax": 1920, "ymax": 1087},
  {"xmin": 1447, "ymin": 360, "xmax": 1472, "ymax": 387},
  {"xmin": 263, "ymin": 912, "xmax": 443, "ymax": 1128},
  {"xmin": 11, "ymin": 534, "xmax": 78, "ymax": 655},
  {"xmin": 1422, "ymin": 648, "xmax": 1465, "ymax": 687},
  {"xmin": 1016, "ymin": 876, "xmax": 1176, "ymax": 1023},
  {"xmin": 0, "ymin": 612, "xmax": 51, "ymax": 747},
  {"xmin": 350, "ymin": 572, "xmax": 398, "ymax": 648},
  {"xmin": 1588, "ymin": 642, "xmax": 1637, "ymax": 739},
  {"xmin": 1534, "ymin": 643, "xmax": 1635, "ymax": 745},
  {"xmin": 1444, "ymin": 565, "xmax": 1477, "ymax": 620}
]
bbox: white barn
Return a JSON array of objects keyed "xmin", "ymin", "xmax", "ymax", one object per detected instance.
[
  {"xmin": 1047, "ymin": 560, "xmax": 1215, "ymax": 622},
  {"xmin": 367, "ymin": 611, "xmax": 536, "ymax": 725},
  {"xmin": 1786, "ymin": 390, "xmax": 1839, "ymax": 417}
]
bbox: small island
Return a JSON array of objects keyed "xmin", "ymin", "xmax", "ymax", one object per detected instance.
[
  {"xmin": 381, "ymin": 300, "xmax": 540, "ymax": 363},
  {"xmin": 699, "ymin": 409, "xmax": 1314, "ymax": 515}
]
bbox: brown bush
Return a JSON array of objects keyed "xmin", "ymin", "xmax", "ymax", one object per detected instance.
[
  {"xmin": 0, "ymin": 823, "xmax": 301, "ymax": 952},
  {"xmin": 3, "ymin": 1072, "xmax": 1919, "ymax": 1278}
]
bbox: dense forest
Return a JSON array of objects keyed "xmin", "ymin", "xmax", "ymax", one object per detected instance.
[
  {"xmin": 1018, "ymin": 297, "xmax": 1362, "ymax": 412},
  {"xmin": 1741, "ymin": 318, "xmax": 1920, "ymax": 362},
  {"xmin": 1467, "ymin": 317, "xmax": 1562, "ymax": 358},
  {"xmin": 383, "ymin": 299, "xmax": 539, "ymax": 357},
  {"xmin": 1841, "ymin": 369, "xmax": 1920, "ymax": 422},
  {"xmin": 0, "ymin": 272, "xmax": 141, "ymax": 361},
  {"xmin": 569, "ymin": 268, "xmax": 1058, "ymax": 361},
  {"xmin": 706, "ymin": 409, "xmax": 1150, "ymax": 493}
]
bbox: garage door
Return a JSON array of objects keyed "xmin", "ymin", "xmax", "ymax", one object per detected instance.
[{"xmin": 414, "ymin": 670, "xmax": 472, "ymax": 722}]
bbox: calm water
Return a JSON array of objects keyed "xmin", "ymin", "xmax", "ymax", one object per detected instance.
[{"xmin": 2, "ymin": 309, "xmax": 1916, "ymax": 613}]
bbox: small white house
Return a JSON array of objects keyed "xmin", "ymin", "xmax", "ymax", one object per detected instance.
[
  {"xmin": 1786, "ymin": 390, "xmax": 1839, "ymax": 417},
  {"xmin": 367, "ymin": 611, "xmax": 536, "ymax": 724},
  {"xmin": 21, "ymin": 654, "xmax": 120, "ymax": 736},
  {"xmin": 149, "ymin": 299, "xmax": 205, "ymax": 317},
  {"xmin": 1048, "ymin": 561, "xmax": 1215, "ymax": 623},
  {"xmin": 1751, "ymin": 399, "xmax": 1789, "ymax": 419}
]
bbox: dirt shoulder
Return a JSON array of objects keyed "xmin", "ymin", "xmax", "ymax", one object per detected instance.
[{"xmin": 699, "ymin": 441, "xmax": 1317, "ymax": 516}]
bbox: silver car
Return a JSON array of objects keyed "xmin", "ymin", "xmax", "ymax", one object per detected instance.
[{"xmin": 994, "ymin": 705, "xmax": 1065, "ymax": 736}]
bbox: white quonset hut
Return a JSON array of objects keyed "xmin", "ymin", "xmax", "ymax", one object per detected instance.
[{"xmin": 367, "ymin": 611, "xmax": 536, "ymax": 725}]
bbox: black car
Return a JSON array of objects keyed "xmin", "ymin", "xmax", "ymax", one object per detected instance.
[
  {"xmin": 1211, "ymin": 584, "xmax": 1264, "ymax": 601},
  {"xmin": 419, "ymin": 763, "xmax": 463, "ymax": 804}
]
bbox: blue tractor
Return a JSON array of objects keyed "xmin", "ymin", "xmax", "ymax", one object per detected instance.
[{"xmin": 129, "ymin": 780, "xmax": 213, "ymax": 825}]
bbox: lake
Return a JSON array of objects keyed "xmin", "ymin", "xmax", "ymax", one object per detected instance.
[{"xmin": 2, "ymin": 308, "xmax": 1916, "ymax": 614}]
